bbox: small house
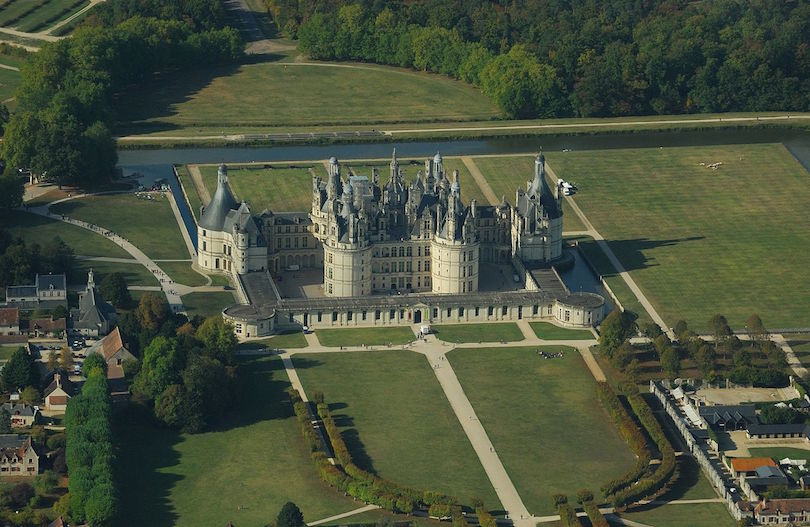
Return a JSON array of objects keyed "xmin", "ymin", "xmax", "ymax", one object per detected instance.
[
  {"xmin": 2, "ymin": 402, "xmax": 38, "ymax": 427},
  {"xmin": 44, "ymin": 373, "xmax": 73, "ymax": 412},
  {"xmin": 0, "ymin": 435, "xmax": 38, "ymax": 477}
]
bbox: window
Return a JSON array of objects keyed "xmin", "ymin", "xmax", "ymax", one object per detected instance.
[
  {"xmin": 446, "ymin": 308, "xmax": 451, "ymax": 317},
  {"xmin": 390, "ymin": 309, "xmax": 396, "ymax": 319},
  {"xmin": 565, "ymin": 310, "xmax": 570, "ymax": 322},
  {"xmin": 425, "ymin": 246, "xmax": 430, "ymax": 256},
  {"xmin": 433, "ymin": 308, "xmax": 438, "ymax": 318},
  {"xmin": 375, "ymin": 310, "xmax": 381, "ymax": 320},
  {"xmin": 407, "ymin": 261, "xmax": 412, "ymax": 272},
  {"xmin": 328, "ymin": 267, "xmax": 333, "ymax": 279},
  {"xmin": 329, "ymin": 253, "xmax": 333, "ymax": 264},
  {"xmin": 532, "ymin": 305, "xmax": 539, "ymax": 315},
  {"xmin": 425, "ymin": 261, "xmax": 431, "ymax": 271},
  {"xmin": 277, "ymin": 239, "xmax": 282, "ymax": 248},
  {"xmin": 418, "ymin": 261, "xmax": 421, "ymax": 272},
  {"xmin": 328, "ymin": 283, "xmax": 333, "ymax": 294},
  {"xmin": 475, "ymin": 306, "xmax": 479, "ymax": 316},
  {"xmin": 459, "ymin": 307, "xmax": 464, "ymax": 316},
  {"xmin": 425, "ymin": 277, "xmax": 431, "ymax": 286},
  {"xmin": 286, "ymin": 226, "xmax": 291, "ymax": 233},
  {"xmin": 502, "ymin": 306, "xmax": 508, "ymax": 315},
  {"xmin": 347, "ymin": 311, "xmax": 353, "ymax": 321},
  {"xmin": 317, "ymin": 312, "xmax": 323, "ymax": 322},
  {"xmin": 468, "ymin": 280, "xmax": 472, "ymax": 291},
  {"xmin": 418, "ymin": 246, "xmax": 422, "ymax": 257},
  {"xmin": 276, "ymin": 226, "xmax": 282, "ymax": 233},
  {"xmin": 215, "ymin": 258, "xmax": 220, "ymax": 269},
  {"xmin": 203, "ymin": 230, "xmax": 207, "ymax": 236},
  {"xmin": 488, "ymin": 306, "xmax": 494, "ymax": 316},
  {"xmin": 285, "ymin": 238, "xmax": 291, "ymax": 248},
  {"xmin": 362, "ymin": 310, "xmax": 367, "ymax": 320},
  {"xmin": 398, "ymin": 262, "xmax": 404, "ymax": 272},
  {"xmin": 399, "ymin": 247, "xmax": 405, "ymax": 257},
  {"xmin": 332, "ymin": 311, "xmax": 338, "ymax": 322},
  {"xmin": 303, "ymin": 237, "xmax": 308, "ymax": 248},
  {"xmin": 202, "ymin": 241, "xmax": 207, "ymax": 251},
  {"xmin": 400, "ymin": 309, "xmax": 405, "ymax": 319},
  {"xmin": 294, "ymin": 238, "xmax": 299, "ymax": 248},
  {"xmin": 407, "ymin": 247, "xmax": 412, "ymax": 256}
]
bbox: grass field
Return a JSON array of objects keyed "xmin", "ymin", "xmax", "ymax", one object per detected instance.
[
  {"xmin": 529, "ymin": 322, "xmax": 594, "ymax": 340},
  {"xmin": 748, "ymin": 447, "xmax": 810, "ymax": 460},
  {"xmin": 51, "ymin": 193, "xmax": 190, "ymax": 260},
  {"xmin": 432, "ymin": 323, "xmax": 523, "ymax": 343},
  {"xmin": 448, "ymin": 346, "xmax": 636, "ymax": 515},
  {"xmin": 314, "ymin": 327, "xmax": 414, "ymax": 348},
  {"xmin": 116, "ymin": 61, "xmax": 498, "ymax": 134},
  {"xmin": 158, "ymin": 261, "xmax": 208, "ymax": 287},
  {"xmin": 73, "ymin": 259, "xmax": 158, "ymax": 287},
  {"xmin": 181, "ymin": 291, "xmax": 235, "ymax": 319},
  {"xmin": 619, "ymin": 503, "xmax": 735, "ymax": 527},
  {"xmin": 471, "ymin": 156, "xmax": 586, "ymax": 231},
  {"xmin": 13, "ymin": 0, "xmax": 89, "ymax": 32},
  {"xmin": 1, "ymin": 210, "xmax": 132, "ymax": 258},
  {"xmin": 542, "ymin": 144, "xmax": 810, "ymax": 329},
  {"xmin": 116, "ymin": 356, "xmax": 362, "ymax": 526},
  {"xmin": 244, "ymin": 330, "xmax": 308, "ymax": 349},
  {"xmin": 293, "ymin": 351, "xmax": 500, "ymax": 508},
  {"xmin": 198, "ymin": 163, "xmax": 326, "ymax": 212}
]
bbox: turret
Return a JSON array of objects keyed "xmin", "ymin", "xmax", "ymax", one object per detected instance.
[
  {"xmin": 390, "ymin": 148, "xmax": 399, "ymax": 182},
  {"xmin": 327, "ymin": 157, "xmax": 341, "ymax": 200}
]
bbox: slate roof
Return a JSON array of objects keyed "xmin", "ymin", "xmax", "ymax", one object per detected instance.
[
  {"xmin": 0, "ymin": 434, "xmax": 34, "ymax": 459},
  {"xmin": 36, "ymin": 274, "xmax": 66, "ymax": 291},
  {"xmin": 757, "ymin": 498, "xmax": 810, "ymax": 515},
  {"xmin": 73, "ymin": 275, "xmax": 117, "ymax": 331},
  {"xmin": 44, "ymin": 373, "xmax": 73, "ymax": 398},
  {"xmin": 2, "ymin": 402, "xmax": 36, "ymax": 417},
  {"xmin": 6, "ymin": 285, "xmax": 37, "ymax": 298},
  {"xmin": 699, "ymin": 404, "xmax": 757, "ymax": 426},
  {"xmin": 756, "ymin": 465, "xmax": 787, "ymax": 478},
  {"xmin": 748, "ymin": 423, "xmax": 810, "ymax": 436},
  {"xmin": 199, "ymin": 164, "xmax": 239, "ymax": 230}
]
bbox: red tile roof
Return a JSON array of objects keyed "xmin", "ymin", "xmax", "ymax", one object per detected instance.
[
  {"xmin": 730, "ymin": 457, "xmax": 777, "ymax": 472},
  {"xmin": 757, "ymin": 498, "xmax": 810, "ymax": 515}
]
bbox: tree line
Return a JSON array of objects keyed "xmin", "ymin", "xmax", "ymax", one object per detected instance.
[
  {"xmin": 599, "ymin": 310, "xmax": 788, "ymax": 387},
  {"xmin": 0, "ymin": 0, "xmax": 242, "ymax": 191},
  {"xmin": 0, "ymin": 229, "xmax": 74, "ymax": 298},
  {"xmin": 274, "ymin": 0, "xmax": 810, "ymax": 119}
]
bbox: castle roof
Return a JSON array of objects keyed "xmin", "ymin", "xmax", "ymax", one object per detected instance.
[{"xmin": 200, "ymin": 164, "xmax": 239, "ymax": 230}]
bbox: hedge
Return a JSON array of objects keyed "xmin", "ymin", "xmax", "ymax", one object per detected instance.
[
  {"xmin": 290, "ymin": 390, "xmax": 458, "ymax": 515},
  {"xmin": 583, "ymin": 500, "xmax": 609, "ymax": 527},
  {"xmin": 557, "ymin": 503, "xmax": 583, "ymax": 527},
  {"xmin": 609, "ymin": 384, "xmax": 677, "ymax": 509},
  {"xmin": 595, "ymin": 382, "xmax": 652, "ymax": 497}
]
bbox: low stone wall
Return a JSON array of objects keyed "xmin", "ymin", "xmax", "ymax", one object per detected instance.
[{"xmin": 649, "ymin": 380, "xmax": 745, "ymax": 522}]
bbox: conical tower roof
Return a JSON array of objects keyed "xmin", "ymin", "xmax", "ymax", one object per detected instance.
[{"xmin": 199, "ymin": 164, "xmax": 239, "ymax": 230}]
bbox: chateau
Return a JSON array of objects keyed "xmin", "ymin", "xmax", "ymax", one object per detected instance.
[{"xmin": 195, "ymin": 150, "xmax": 604, "ymax": 336}]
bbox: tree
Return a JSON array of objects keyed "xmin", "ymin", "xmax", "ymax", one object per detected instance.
[
  {"xmin": 277, "ymin": 501, "xmax": 305, "ymax": 527},
  {"xmin": 20, "ymin": 386, "xmax": 41, "ymax": 405},
  {"xmin": 760, "ymin": 405, "xmax": 803, "ymax": 424},
  {"xmin": 0, "ymin": 103, "xmax": 8, "ymax": 135},
  {"xmin": 0, "ymin": 175, "xmax": 24, "ymax": 210},
  {"xmin": 708, "ymin": 314, "xmax": 733, "ymax": 358},
  {"xmin": 99, "ymin": 271, "xmax": 131, "ymax": 308},
  {"xmin": 642, "ymin": 323, "xmax": 663, "ymax": 340},
  {"xmin": 696, "ymin": 345, "xmax": 716, "ymax": 379},
  {"xmin": 195, "ymin": 317, "xmax": 237, "ymax": 364},
  {"xmin": 47, "ymin": 350, "xmax": 59, "ymax": 372},
  {"xmin": 625, "ymin": 359, "xmax": 641, "ymax": 382},
  {"xmin": 576, "ymin": 489, "xmax": 594, "ymax": 504},
  {"xmin": 674, "ymin": 320, "xmax": 689, "ymax": 339},
  {"xmin": 136, "ymin": 292, "xmax": 169, "ymax": 334},
  {"xmin": 0, "ymin": 407, "xmax": 11, "ymax": 433},
  {"xmin": 10, "ymin": 482, "xmax": 34, "ymax": 509},
  {"xmin": 154, "ymin": 384, "xmax": 185, "ymax": 428},
  {"xmin": 82, "ymin": 352, "xmax": 108, "ymax": 377},
  {"xmin": 132, "ymin": 336, "xmax": 184, "ymax": 400},
  {"xmin": 661, "ymin": 347, "xmax": 681, "ymax": 379},
  {"xmin": 598, "ymin": 309, "xmax": 634, "ymax": 357},
  {"xmin": 653, "ymin": 334, "xmax": 671, "ymax": 359},
  {"xmin": 745, "ymin": 314, "xmax": 768, "ymax": 344},
  {"xmin": 60, "ymin": 346, "xmax": 74, "ymax": 372},
  {"xmin": 2, "ymin": 347, "xmax": 37, "ymax": 392}
]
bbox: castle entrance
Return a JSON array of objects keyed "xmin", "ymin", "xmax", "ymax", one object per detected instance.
[{"xmin": 414, "ymin": 310, "xmax": 422, "ymax": 324}]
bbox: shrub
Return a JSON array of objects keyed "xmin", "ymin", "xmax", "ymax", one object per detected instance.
[
  {"xmin": 583, "ymin": 500, "xmax": 609, "ymax": 527},
  {"xmin": 552, "ymin": 494, "xmax": 568, "ymax": 506},
  {"xmin": 576, "ymin": 489, "xmax": 594, "ymax": 504},
  {"xmin": 557, "ymin": 503, "xmax": 583, "ymax": 527},
  {"xmin": 10, "ymin": 482, "xmax": 35, "ymax": 508}
]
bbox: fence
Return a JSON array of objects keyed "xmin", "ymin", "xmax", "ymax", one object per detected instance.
[{"xmin": 649, "ymin": 380, "xmax": 746, "ymax": 522}]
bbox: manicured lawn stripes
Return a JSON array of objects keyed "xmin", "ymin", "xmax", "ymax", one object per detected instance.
[
  {"xmin": 16, "ymin": 0, "xmax": 89, "ymax": 32},
  {"xmin": 181, "ymin": 291, "xmax": 236, "ymax": 319},
  {"xmin": 432, "ymin": 323, "xmax": 523, "ymax": 343},
  {"xmin": 545, "ymin": 144, "xmax": 810, "ymax": 329},
  {"xmin": 314, "ymin": 327, "xmax": 414, "ymax": 348},
  {"xmin": 448, "ymin": 346, "xmax": 636, "ymax": 515},
  {"xmin": 293, "ymin": 350, "xmax": 501, "ymax": 507}
]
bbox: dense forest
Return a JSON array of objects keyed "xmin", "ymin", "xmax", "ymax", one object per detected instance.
[
  {"xmin": 0, "ymin": 0, "xmax": 242, "ymax": 192},
  {"xmin": 270, "ymin": 0, "xmax": 810, "ymax": 119}
]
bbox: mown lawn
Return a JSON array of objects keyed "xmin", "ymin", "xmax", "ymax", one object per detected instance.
[
  {"xmin": 618, "ymin": 503, "xmax": 735, "ymax": 527},
  {"xmin": 448, "ymin": 346, "xmax": 636, "ymax": 515},
  {"xmin": 748, "ymin": 447, "xmax": 810, "ymax": 461},
  {"xmin": 115, "ymin": 356, "xmax": 362, "ymax": 526},
  {"xmin": 543, "ymin": 144, "xmax": 810, "ymax": 329},
  {"xmin": 1, "ymin": 210, "xmax": 131, "ymax": 259},
  {"xmin": 293, "ymin": 350, "xmax": 500, "ymax": 508},
  {"xmin": 0, "ymin": 66, "xmax": 20, "ymax": 106},
  {"xmin": 73, "ymin": 259, "xmax": 158, "ymax": 287},
  {"xmin": 159, "ymin": 261, "xmax": 208, "ymax": 287},
  {"xmin": 314, "ymin": 327, "xmax": 414, "ymax": 348},
  {"xmin": 198, "ymin": 163, "xmax": 325, "ymax": 213},
  {"xmin": 181, "ymin": 291, "xmax": 235, "ymax": 319},
  {"xmin": 116, "ymin": 61, "xmax": 498, "ymax": 133},
  {"xmin": 470, "ymin": 155, "xmax": 586, "ymax": 231},
  {"xmin": 788, "ymin": 335, "xmax": 810, "ymax": 369},
  {"xmin": 432, "ymin": 323, "xmax": 523, "ymax": 343},
  {"xmin": 13, "ymin": 0, "xmax": 90, "ymax": 32},
  {"xmin": 529, "ymin": 322, "xmax": 594, "ymax": 340},
  {"xmin": 175, "ymin": 165, "xmax": 202, "ymax": 221},
  {"xmin": 51, "ymin": 193, "xmax": 189, "ymax": 260}
]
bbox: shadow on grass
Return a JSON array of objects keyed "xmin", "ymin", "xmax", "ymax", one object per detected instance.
[
  {"xmin": 290, "ymin": 357, "xmax": 323, "ymax": 370},
  {"xmin": 114, "ymin": 404, "xmax": 182, "ymax": 527},
  {"xmin": 341, "ymin": 428, "xmax": 377, "ymax": 476},
  {"xmin": 580, "ymin": 236, "xmax": 705, "ymax": 274},
  {"xmin": 225, "ymin": 356, "xmax": 294, "ymax": 428}
]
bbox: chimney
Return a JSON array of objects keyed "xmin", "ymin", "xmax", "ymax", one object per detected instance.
[{"xmin": 54, "ymin": 372, "xmax": 61, "ymax": 387}]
